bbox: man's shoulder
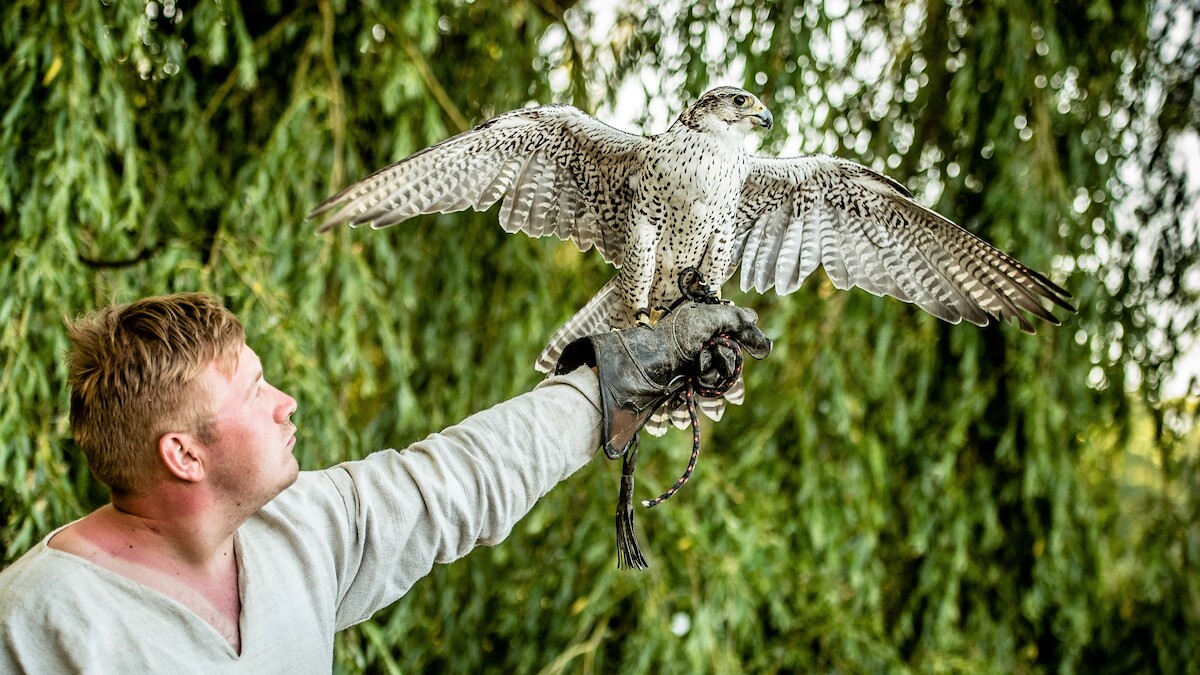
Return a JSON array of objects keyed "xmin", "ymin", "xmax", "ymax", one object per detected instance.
[
  {"xmin": 1, "ymin": 541, "xmax": 85, "ymax": 590},
  {"xmin": 0, "ymin": 542, "xmax": 97, "ymax": 621},
  {"xmin": 255, "ymin": 454, "xmax": 401, "ymax": 522},
  {"xmin": 242, "ymin": 467, "xmax": 357, "ymax": 551},
  {"xmin": 256, "ymin": 467, "xmax": 346, "ymax": 519},
  {"xmin": 239, "ymin": 455, "xmax": 403, "ymax": 571}
]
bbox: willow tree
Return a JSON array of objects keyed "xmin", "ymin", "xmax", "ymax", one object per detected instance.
[{"xmin": 1, "ymin": 1, "xmax": 1195, "ymax": 672}]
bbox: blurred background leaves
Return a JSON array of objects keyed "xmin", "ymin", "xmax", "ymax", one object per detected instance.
[{"xmin": 1, "ymin": 0, "xmax": 1197, "ymax": 672}]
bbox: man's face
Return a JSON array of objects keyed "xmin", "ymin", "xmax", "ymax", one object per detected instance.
[{"xmin": 197, "ymin": 343, "xmax": 299, "ymax": 508}]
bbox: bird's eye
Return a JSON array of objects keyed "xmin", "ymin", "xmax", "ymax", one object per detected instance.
[{"xmin": 733, "ymin": 95, "xmax": 748, "ymax": 106}]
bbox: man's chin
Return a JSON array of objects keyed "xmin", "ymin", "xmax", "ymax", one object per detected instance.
[
  {"xmin": 265, "ymin": 461, "xmax": 300, "ymax": 502},
  {"xmin": 281, "ymin": 459, "xmax": 300, "ymax": 489}
]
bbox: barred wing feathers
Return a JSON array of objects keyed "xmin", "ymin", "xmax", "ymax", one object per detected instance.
[
  {"xmin": 733, "ymin": 156, "xmax": 1074, "ymax": 332},
  {"xmin": 309, "ymin": 105, "xmax": 647, "ymax": 267}
]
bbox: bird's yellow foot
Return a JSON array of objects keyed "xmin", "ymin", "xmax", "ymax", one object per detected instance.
[{"xmin": 636, "ymin": 305, "xmax": 681, "ymax": 326}]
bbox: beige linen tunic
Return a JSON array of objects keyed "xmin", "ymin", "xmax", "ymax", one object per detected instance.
[{"xmin": 0, "ymin": 369, "xmax": 601, "ymax": 673}]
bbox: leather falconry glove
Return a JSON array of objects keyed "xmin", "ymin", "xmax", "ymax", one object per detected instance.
[{"xmin": 555, "ymin": 302, "xmax": 772, "ymax": 458}]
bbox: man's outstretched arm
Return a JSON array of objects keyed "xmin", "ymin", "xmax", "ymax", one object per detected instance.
[{"xmin": 270, "ymin": 367, "xmax": 602, "ymax": 631}]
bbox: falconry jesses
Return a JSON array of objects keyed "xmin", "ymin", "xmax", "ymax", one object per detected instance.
[{"xmin": 309, "ymin": 86, "xmax": 1074, "ymax": 432}]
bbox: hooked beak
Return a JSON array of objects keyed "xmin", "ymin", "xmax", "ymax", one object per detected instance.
[{"xmin": 751, "ymin": 105, "xmax": 774, "ymax": 130}]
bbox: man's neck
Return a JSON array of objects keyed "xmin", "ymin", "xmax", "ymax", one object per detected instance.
[{"xmin": 106, "ymin": 493, "xmax": 239, "ymax": 568}]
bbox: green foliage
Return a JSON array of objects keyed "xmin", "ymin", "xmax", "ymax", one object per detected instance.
[{"xmin": 2, "ymin": 0, "xmax": 1197, "ymax": 672}]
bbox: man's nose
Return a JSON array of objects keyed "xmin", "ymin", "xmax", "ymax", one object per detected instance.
[{"xmin": 276, "ymin": 389, "xmax": 297, "ymax": 423}]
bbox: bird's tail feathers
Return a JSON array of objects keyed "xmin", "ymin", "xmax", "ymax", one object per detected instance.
[
  {"xmin": 645, "ymin": 375, "xmax": 744, "ymax": 436},
  {"xmin": 535, "ymin": 277, "xmax": 624, "ymax": 374}
]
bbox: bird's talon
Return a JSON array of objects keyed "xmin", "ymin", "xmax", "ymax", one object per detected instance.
[{"xmin": 677, "ymin": 266, "xmax": 721, "ymax": 304}]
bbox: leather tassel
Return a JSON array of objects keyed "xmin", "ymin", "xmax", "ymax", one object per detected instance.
[{"xmin": 615, "ymin": 440, "xmax": 649, "ymax": 570}]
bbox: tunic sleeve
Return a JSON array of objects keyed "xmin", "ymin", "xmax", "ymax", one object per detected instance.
[{"xmin": 312, "ymin": 367, "xmax": 602, "ymax": 629}]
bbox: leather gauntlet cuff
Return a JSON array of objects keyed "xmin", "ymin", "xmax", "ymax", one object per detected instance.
[{"xmin": 556, "ymin": 330, "xmax": 685, "ymax": 458}]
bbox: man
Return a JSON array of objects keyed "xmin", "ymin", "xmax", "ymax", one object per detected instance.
[{"xmin": 0, "ymin": 292, "xmax": 768, "ymax": 671}]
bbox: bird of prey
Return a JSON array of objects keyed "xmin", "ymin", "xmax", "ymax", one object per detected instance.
[{"xmin": 309, "ymin": 86, "xmax": 1074, "ymax": 432}]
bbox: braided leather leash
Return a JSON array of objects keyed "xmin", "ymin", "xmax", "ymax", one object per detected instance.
[{"xmin": 614, "ymin": 268, "xmax": 744, "ymax": 570}]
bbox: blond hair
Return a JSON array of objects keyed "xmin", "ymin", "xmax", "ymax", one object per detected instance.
[{"xmin": 66, "ymin": 293, "xmax": 245, "ymax": 496}]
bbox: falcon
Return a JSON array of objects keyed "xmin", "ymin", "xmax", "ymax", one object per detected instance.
[{"xmin": 309, "ymin": 86, "xmax": 1074, "ymax": 432}]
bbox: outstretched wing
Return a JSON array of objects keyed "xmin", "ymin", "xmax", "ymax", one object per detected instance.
[
  {"xmin": 732, "ymin": 155, "xmax": 1074, "ymax": 332},
  {"xmin": 309, "ymin": 105, "xmax": 647, "ymax": 266}
]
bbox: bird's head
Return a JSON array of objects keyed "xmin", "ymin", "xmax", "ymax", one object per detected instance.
[{"xmin": 678, "ymin": 87, "xmax": 774, "ymax": 135}]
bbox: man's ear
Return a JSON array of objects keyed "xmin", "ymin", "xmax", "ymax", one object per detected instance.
[{"xmin": 158, "ymin": 433, "xmax": 205, "ymax": 483}]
